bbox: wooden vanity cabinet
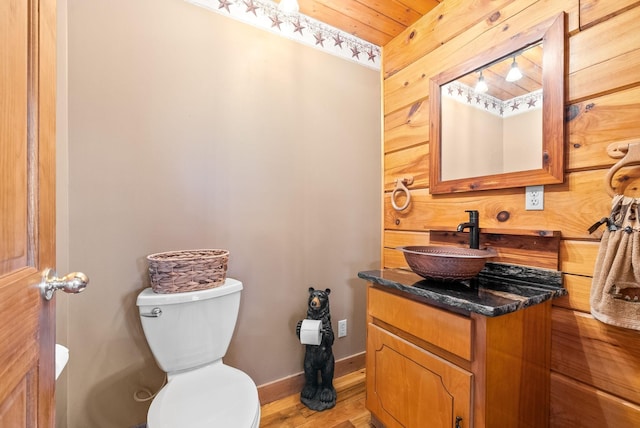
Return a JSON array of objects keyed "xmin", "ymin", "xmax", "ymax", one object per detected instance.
[{"xmin": 366, "ymin": 285, "xmax": 551, "ymax": 428}]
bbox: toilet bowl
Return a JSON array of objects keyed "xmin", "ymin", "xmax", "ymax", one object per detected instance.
[
  {"xmin": 136, "ymin": 278, "xmax": 260, "ymax": 427},
  {"xmin": 147, "ymin": 363, "xmax": 260, "ymax": 428}
]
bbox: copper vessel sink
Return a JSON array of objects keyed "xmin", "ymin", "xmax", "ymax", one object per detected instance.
[{"xmin": 397, "ymin": 245, "xmax": 497, "ymax": 281}]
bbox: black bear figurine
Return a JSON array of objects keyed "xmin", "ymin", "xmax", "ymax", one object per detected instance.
[{"xmin": 295, "ymin": 287, "xmax": 337, "ymax": 411}]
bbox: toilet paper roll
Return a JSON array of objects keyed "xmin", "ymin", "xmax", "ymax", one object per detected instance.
[{"xmin": 299, "ymin": 319, "xmax": 322, "ymax": 345}]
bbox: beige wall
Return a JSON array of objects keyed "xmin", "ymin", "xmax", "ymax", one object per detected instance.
[
  {"xmin": 503, "ymin": 108, "xmax": 542, "ymax": 173},
  {"xmin": 59, "ymin": 0, "xmax": 381, "ymax": 426},
  {"xmin": 441, "ymin": 97, "xmax": 503, "ymax": 180},
  {"xmin": 441, "ymin": 98, "xmax": 541, "ymax": 180}
]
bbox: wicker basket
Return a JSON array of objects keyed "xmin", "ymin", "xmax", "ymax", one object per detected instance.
[{"xmin": 146, "ymin": 249, "xmax": 229, "ymax": 294}]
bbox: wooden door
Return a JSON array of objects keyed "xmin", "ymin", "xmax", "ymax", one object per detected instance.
[
  {"xmin": 0, "ymin": 0, "xmax": 57, "ymax": 426},
  {"xmin": 366, "ymin": 324, "xmax": 473, "ymax": 428}
]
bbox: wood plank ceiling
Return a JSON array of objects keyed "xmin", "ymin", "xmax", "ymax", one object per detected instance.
[
  {"xmin": 292, "ymin": 0, "xmax": 542, "ymax": 101},
  {"xmin": 293, "ymin": 0, "xmax": 441, "ymax": 46}
]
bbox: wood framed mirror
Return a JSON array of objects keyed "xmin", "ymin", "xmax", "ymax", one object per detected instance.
[{"xmin": 429, "ymin": 13, "xmax": 565, "ymax": 194}]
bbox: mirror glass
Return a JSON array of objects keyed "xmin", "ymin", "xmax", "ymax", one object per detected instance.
[
  {"xmin": 429, "ymin": 14, "xmax": 565, "ymax": 194},
  {"xmin": 441, "ymin": 42, "xmax": 543, "ymax": 181}
]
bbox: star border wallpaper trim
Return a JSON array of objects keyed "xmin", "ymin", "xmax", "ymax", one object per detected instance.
[
  {"xmin": 443, "ymin": 82, "xmax": 543, "ymax": 118},
  {"xmin": 186, "ymin": 0, "xmax": 381, "ymax": 70}
]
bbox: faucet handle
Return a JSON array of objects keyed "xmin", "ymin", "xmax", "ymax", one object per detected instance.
[{"xmin": 465, "ymin": 210, "xmax": 479, "ymax": 221}]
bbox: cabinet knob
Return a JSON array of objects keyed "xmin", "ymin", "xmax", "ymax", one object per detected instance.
[{"xmin": 455, "ymin": 416, "xmax": 463, "ymax": 428}]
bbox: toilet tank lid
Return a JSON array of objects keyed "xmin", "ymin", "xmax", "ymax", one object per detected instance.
[{"xmin": 136, "ymin": 278, "xmax": 242, "ymax": 306}]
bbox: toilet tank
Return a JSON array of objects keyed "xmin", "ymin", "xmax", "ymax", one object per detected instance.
[{"xmin": 136, "ymin": 278, "xmax": 243, "ymax": 374}]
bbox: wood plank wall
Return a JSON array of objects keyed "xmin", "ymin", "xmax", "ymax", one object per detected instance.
[{"xmin": 381, "ymin": 1, "xmax": 640, "ymax": 426}]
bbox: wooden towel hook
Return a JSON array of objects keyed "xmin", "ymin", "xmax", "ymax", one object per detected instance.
[
  {"xmin": 605, "ymin": 140, "xmax": 640, "ymax": 197},
  {"xmin": 391, "ymin": 176, "xmax": 414, "ymax": 211},
  {"xmin": 606, "ymin": 139, "xmax": 640, "ymax": 158}
]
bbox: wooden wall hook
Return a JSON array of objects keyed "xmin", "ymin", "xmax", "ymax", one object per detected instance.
[{"xmin": 605, "ymin": 141, "xmax": 640, "ymax": 197}]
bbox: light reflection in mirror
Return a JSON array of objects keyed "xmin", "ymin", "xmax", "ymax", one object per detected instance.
[{"xmin": 440, "ymin": 42, "xmax": 543, "ymax": 181}]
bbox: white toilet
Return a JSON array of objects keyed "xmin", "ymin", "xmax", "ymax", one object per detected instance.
[{"xmin": 136, "ymin": 278, "xmax": 260, "ymax": 428}]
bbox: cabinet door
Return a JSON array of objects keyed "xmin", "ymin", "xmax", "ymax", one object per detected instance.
[{"xmin": 367, "ymin": 324, "xmax": 472, "ymax": 428}]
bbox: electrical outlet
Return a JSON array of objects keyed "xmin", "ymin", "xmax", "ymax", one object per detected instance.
[
  {"xmin": 525, "ymin": 185, "xmax": 544, "ymax": 210},
  {"xmin": 338, "ymin": 319, "xmax": 347, "ymax": 338}
]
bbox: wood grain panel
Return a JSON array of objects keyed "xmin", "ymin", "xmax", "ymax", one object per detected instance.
[
  {"xmin": 336, "ymin": 0, "xmax": 417, "ymax": 33},
  {"xmin": 474, "ymin": 301, "xmax": 552, "ymax": 428},
  {"xmin": 384, "ymin": 98, "xmax": 428, "ymax": 132},
  {"xmin": 384, "ymin": 171, "xmax": 612, "ymax": 240},
  {"xmin": 311, "ymin": 0, "xmax": 408, "ymax": 39},
  {"xmin": 383, "ymin": 124, "xmax": 428, "ymax": 155},
  {"xmin": 367, "ymin": 323, "xmax": 472, "ymax": 428},
  {"xmin": 430, "ymin": 230, "xmax": 560, "ymax": 270},
  {"xmin": 578, "ymin": 0, "xmax": 640, "ymax": 29},
  {"xmin": 283, "ymin": 1, "xmax": 441, "ymax": 46},
  {"xmin": 569, "ymin": 48, "xmax": 640, "ymax": 103},
  {"xmin": 36, "ymin": 0, "xmax": 58, "ymax": 421},
  {"xmin": 0, "ymin": 0, "xmax": 28, "ymax": 276},
  {"xmin": 567, "ymin": 6, "xmax": 640, "ymax": 103},
  {"xmin": 383, "ymin": 247, "xmax": 408, "ymax": 269},
  {"xmin": 384, "ymin": 0, "xmax": 582, "ymax": 78},
  {"xmin": 383, "ymin": 230, "xmax": 430, "ymax": 249},
  {"xmin": 0, "ymin": 0, "xmax": 56, "ymax": 425},
  {"xmin": 559, "ymin": 240, "xmax": 599, "ymax": 277},
  {"xmin": 386, "ymin": 231, "xmax": 563, "ymax": 271},
  {"xmin": 384, "ymin": 0, "xmax": 578, "ymax": 115},
  {"xmin": 383, "ymin": 144, "xmax": 428, "ymax": 191},
  {"xmin": 381, "ymin": 2, "xmax": 640, "ymax": 426},
  {"xmin": 0, "ymin": 372, "xmax": 37, "ymax": 428},
  {"xmin": 368, "ymin": 285, "xmax": 472, "ymax": 360},
  {"xmin": 550, "ymin": 372, "xmax": 640, "ymax": 428},
  {"xmin": 383, "ymin": 248, "xmax": 406, "ymax": 269},
  {"xmin": 610, "ymin": 167, "xmax": 640, "ymax": 198},
  {"xmin": 396, "ymin": 0, "xmax": 441, "ymax": 16},
  {"xmin": 570, "ymin": 6, "xmax": 640, "ymax": 74},
  {"xmin": 568, "ymin": 85, "xmax": 640, "ymax": 171},
  {"xmin": 297, "ymin": 1, "xmax": 394, "ymax": 46},
  {"xmin": 551, "ymin": 308, "xmax": 640, "ymax": 404},
  {"xmin": 553, "ymin": 273, "xmax": 591, "ymax": 313},
  {"xmin": 383, "ymin": 100, "xmax": 429, "ymax": 154},
  {"xmin": 383, "ymin": 0, "xmax": 518, "ymax": 78}
]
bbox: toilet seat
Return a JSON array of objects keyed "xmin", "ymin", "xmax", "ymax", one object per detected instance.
[{"xmin": 147, "ymin": 362, "xmax": 260, "ymax": 428}]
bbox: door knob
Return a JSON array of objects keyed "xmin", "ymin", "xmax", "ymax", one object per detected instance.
[{"xmin": 41, "ymin": 268, "xmax": 89, "ymax": 301}]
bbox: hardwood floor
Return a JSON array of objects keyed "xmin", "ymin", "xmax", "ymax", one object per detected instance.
[{"xmin": 260, "ymin": 369, "xmax": 372, "ymax": 428}]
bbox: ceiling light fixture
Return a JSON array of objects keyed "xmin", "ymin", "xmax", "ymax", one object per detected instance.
[
  {"xmin": 278, "ymin": 0, "xmax": 299, "ymax": 13},
  {"xmin": 475, "ymin": 71, "xmax": 488, "ymax": 93},
  {"xmin": 505, "ymin": 57, "xmax": 523, "ymax": 82}
]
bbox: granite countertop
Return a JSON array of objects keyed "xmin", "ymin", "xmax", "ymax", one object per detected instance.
[{"xmin": 358, "ymin": 263, "xmax": 567, "ymax": 317}]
